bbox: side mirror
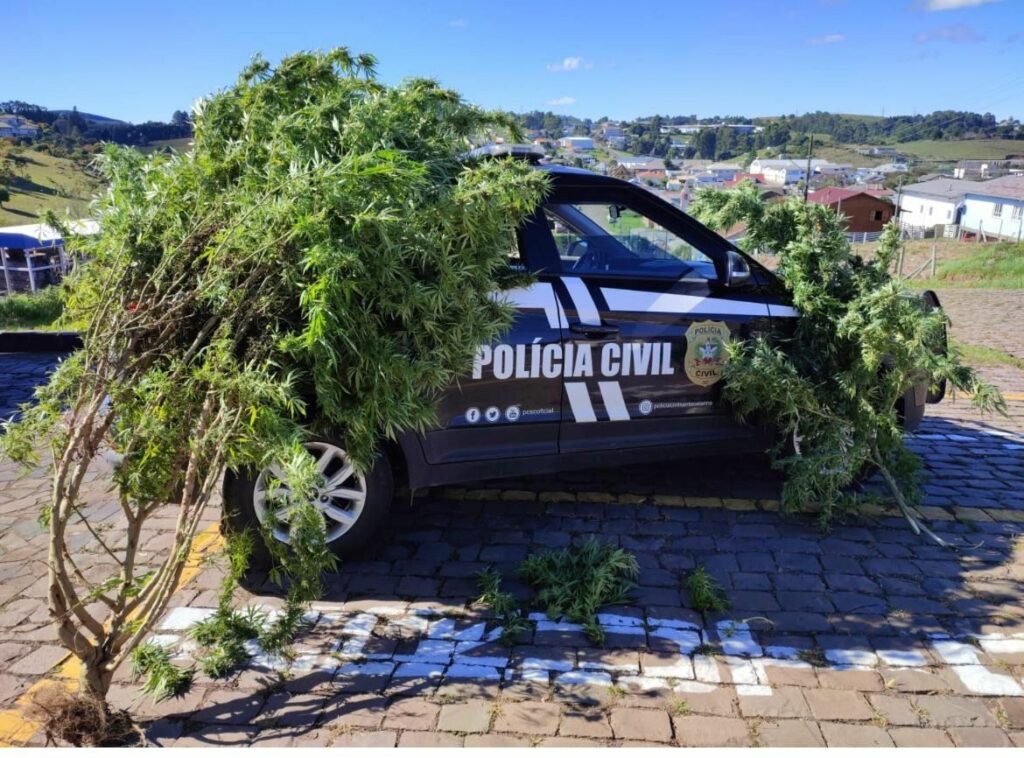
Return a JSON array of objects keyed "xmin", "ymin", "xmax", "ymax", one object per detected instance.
[
  {"xmin": 725, "ymin": 250, "xmax": 751, "ymax": 288},
  {"xmin": 608, "ymin": 204, "xmax": 620, "ymax": 222}
]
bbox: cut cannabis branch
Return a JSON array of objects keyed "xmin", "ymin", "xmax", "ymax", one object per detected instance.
[{"xmin": 689, "ymin": 183, "xmax": 1005, "ymax": 538}]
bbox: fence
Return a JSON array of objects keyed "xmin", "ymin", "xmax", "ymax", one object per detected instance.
[
  {"xmin": 0, "ymin": 245, "xmax": 73, "ymax": 295},
  {"xmin": 845, "ymin": 230, "xmax": 883, "ymax": 244}
]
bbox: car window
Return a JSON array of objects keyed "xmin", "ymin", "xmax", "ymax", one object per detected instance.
[{"xmin": 544, "ymin": 202, "xmax": 716, "ymax": 280}]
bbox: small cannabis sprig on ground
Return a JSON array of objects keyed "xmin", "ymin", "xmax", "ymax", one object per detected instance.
[
  {"xmin": 130, "ymin": 643, "xmax": 193, "ymax": 700},
  {"xmin": 686, "ymin": 566, "xmax": 730, "ymax": 613},
  {"xmin": 520, "ymin": 537, "xmax": 639, "ymax": 645},
  {"xmin": 475, "ymin": 567, "xmax": 530, "ymax": 645}
]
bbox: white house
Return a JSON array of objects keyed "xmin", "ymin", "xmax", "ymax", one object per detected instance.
[
  {"xmin": 749, "ymin": 158, "xmax": 834, "ymax": 185},
  {"xmin": 897, "ymin": 177, "xmax": 977, "ymax": 228},
  {"xmin": 960, "ymin": 175, "xmax": 1024, "ymax": 241},
  {"xmin": 618, "ymin": 156, "xmax": 665, "ymax": 171},
  {"xmin": 0, "ymin": 115, "xmax": 40, "ymax": 139},
  {"xmin": 705, "ymin": 162, "xmax": 742, "ymax": 181},
  {"xmin": 559, "ymin": 136, "xmax": 594, "ymax": 151}
]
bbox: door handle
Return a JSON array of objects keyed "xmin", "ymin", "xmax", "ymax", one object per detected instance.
[{"xmin": 570, "ymin": 322, "xmax": 619, "ymax": 339}]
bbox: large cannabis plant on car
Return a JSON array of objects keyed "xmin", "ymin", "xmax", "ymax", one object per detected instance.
[
  {"xmin": 689, "ymin": 184, "xmax": 1003, "ymax": 538},
  {"xmin": 0, "ymin": 48, "xmax": 547, "ymax": 708}
]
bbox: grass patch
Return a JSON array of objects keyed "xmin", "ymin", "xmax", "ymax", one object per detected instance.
[
  {"xmin": 685, "ymin": 566, "xmax": 729, "ymax": 613},
  {"xmin": 897, "ymin": 138, "xmax": 1024, "ymax": 161},
  {"xmin": 0, "ymin": 148, "xmax": 101, "ymax": 226},
  {"xmin": 931, "ymin": 242, "xmax": 1024, "ymax": 288},
  {"xmin": 0, "ymin": 287, "xmax": 65, "ymax": 329},
  {"xmin": 952, "ymin": 340, "xmax": 1024, "ymax": 370}
]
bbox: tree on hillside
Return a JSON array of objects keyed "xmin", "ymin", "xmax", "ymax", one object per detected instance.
[
  {"xmin": 170, "ymin": 110, "xmax": 191, "ymax": 126},
  {"xmin": 0, "ymin": 186, "xmax": 10, "ymax": 208},
  {"xmin": 694, "ymin": 128, "xmax": 716, "ymax": 159}
]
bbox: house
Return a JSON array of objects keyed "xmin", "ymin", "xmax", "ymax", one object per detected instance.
[
  {"xmin": 749, "ymin": 158, "xmax": 834, "ymax": 185},
  {"xmin": 0, "ymin": 115, "xmax": 40, "ymax": 139},
  {"xmin": 807, "ymin": 187, "xmax": 895, "ymax": 233},
  {"xmin": 723, "ymin": 173, "xmax": 767, "ymax": 188},
  {"xmin": 617, "ymin": 156, "xmax": 666, "ymax": 172},
  {"xmin": 953, "ymin": 159, "xmax": 1024, "ymax": 181},
  {"xmin": 960, "ymin": 175, "xmax": 1024, "ymax": 241},
  {"xmin": 705, "ymin": 162, "xmax": 742, "ymax": 182},
  {"xmin": 856, "ymin": 146, "xmax": 898, "ymax": 157},
  {"xmin": 897, "ymin": 177, "xmax": 978, "ymax": 228},
  {"xmin": 873, "ymin": 162, "xmax": 909, "ymax": 175},
  {"xmin": 559, "ymin": 136, "xmax": 594, "ymax": 151}
]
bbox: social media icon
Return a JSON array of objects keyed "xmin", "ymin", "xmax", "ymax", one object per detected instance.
[
  {"xmin": 484, "ymin": 406, "xmax": 501, "ymax": 423},
  {"xmin": 466, "ymin": 407, "xmax": 481, "ymax": 424},
  {"xmin": 638, "ymin": 399, "xmax": 653, "ymax": 416},
  {"xmin": 505, "ymin": 405, "xmax": 521, "ymax": 422}
]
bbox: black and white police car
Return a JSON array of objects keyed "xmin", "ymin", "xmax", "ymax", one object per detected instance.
[{"xmin": 224, "ymin": 146, "xmax": 943, "ymax": 557}]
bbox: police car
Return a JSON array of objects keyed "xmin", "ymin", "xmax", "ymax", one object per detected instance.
[{"xmin": 224, "ymin": 147, "xmax": 942, "ymax": 557}]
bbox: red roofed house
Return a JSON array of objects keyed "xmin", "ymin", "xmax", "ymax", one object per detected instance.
[
  {"xmin": 723, "ymin": 173, "xmax": 768, "ymax": 188},
  {"xmin": 807, "ymin": 187, "xmax": 895, "ymax": 233}
]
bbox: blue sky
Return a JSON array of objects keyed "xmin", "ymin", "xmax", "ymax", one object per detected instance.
[{"xmin": 4, "ymin": 0, "xmax": 1023, "ymax": 123}]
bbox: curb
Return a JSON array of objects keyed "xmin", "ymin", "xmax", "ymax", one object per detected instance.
[{"xmin": 0, "ymin": 331, "xmax": 82, "ymax": 354}]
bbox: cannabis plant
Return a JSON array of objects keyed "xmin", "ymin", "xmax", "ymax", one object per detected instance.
[
  {"xmin": 690, "ymin": 187, "xmax": 1003, "ymax": 537},
  {"xmin": 0, "ymin": 47, "xmax": 547, "ymax": 705}
]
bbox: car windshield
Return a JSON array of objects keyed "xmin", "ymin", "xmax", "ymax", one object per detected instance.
[{"xmin": 544, "ymin": 202, "xmax": 716, "ymax": 280}]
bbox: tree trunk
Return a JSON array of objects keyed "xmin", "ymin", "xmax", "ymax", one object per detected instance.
[{"xmin": 79, "ymin": 657, "xmax": 113, "ymax": 703}]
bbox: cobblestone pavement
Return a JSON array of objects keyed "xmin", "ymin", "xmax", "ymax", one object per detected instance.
[
  {"xmin": 1, "ymin": 329, "xmax": 1023, "ymax": 747},
  {"xmin": 935, "ymin": 288, "xmax": 1024, "ymax": 360}
]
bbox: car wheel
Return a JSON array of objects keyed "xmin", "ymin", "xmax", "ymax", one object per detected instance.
[{"xmin": 223, "ymin": 438, "xmax": 393, "ymax": 565}]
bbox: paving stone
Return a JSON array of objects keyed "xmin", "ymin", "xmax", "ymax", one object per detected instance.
[
  {"xmin": 815, "ymin": 668, "xmax": 884, "ymax": 692},
  {"xmin": 805, "ymin": 689, "xmax": 874, "ymax": 721},
  {"xmin": 437, "ymin": 700, "xmax": 492, "ymax": 733},
  {"xmin": 673, "ymin": 715, "xmax": 750, "ymax": 747},
  {"xmin": 738, "ymin": 687, "xmax": 810, "ymax": 719},
  {"xmin": 1000, "ymin": 697, "xmax": 1024, "ymax": 729},
  {"xmin": 464, "ymin": 734, "xmax": 532, "ymax": 746},
  {"xmin": 948, "ymin": 727, "xmax": 1014, "ymax": 747},
  {"xmin": 398, "ymin": 731, "xmax": 464, "ymax": 747},
  {"xmin": 671, "ymin": 685, "xmax": 737, "ymax": 717},
  {"xmin": 559, "ymin": 710, "xmax": 612, "ymax": 739},
  {"xmin": 194, "ymin": 689, "xmax": 265, "ymax": 725},
  {"xmin": 330, "ymin": 730, "xmax": 397, "ymax": 747},
  {"xmin": 609, "ymin": 708, "xmax": 672, "ymax": 742},
  {"xmin": 914, "ymin": 695, "xmax": 998, "ymax": 727},
  {"xmin": 383, "ymin": 698, "xmax": 439, "ymax": 731},
  {"xmin": 493, "ymin": 701, "xmax": 561, "ymax": 736},
  {"xmin": 757, "ymin": 719, "xmax": 825, "ymax": 747},
  {"xmin": 7, "ymin": 645, "xmax": 67, "ymax": 675},
  {"xmin": 868, "ymin": 693, "xmax": 922, "ymax": 727},
  {"xmin": 819, "ymin": 722, "xmax": 895, "ymax": 747},
  {"xmin": 888, "ymin": 727, "xmax": 955, "ymax": 747}
]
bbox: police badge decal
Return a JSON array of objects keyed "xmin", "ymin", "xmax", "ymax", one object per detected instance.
[{"xmin": 684, "ymin": 320, "xmax": 731, "ymax": 387}]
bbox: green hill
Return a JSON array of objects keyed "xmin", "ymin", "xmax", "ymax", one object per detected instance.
[{"xmin": 0, "ymin": 148, "xmax": 103, "ymax": 227}]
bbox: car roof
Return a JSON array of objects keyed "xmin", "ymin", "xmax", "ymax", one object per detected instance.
[{"xmin": 539, "ymin": 162, "xmax": 626, "ymax": 188}]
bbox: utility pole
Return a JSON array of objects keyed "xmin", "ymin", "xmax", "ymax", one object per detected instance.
[{"xmin": 803, "ymin": 132, "xmax": 814, "ymax": 203}]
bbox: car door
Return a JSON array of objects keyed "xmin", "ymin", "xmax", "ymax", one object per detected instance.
[
  {"xmin": 420, "ymin": 211, "xmax": 564, "ymax": 464},
  {"xmin": 538, "ymin": 184, "xmax": 772, "ymax": 453}
]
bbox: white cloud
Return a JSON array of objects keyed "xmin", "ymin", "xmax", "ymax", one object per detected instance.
[
  {"xmin": 922, "ymin": 0, "xmax": 999, "ymax": 10},
  {"xmin": 806, "ymin": 33, "xmax": 846, "ymax": 45},
  {"xmin": 546, "ymin": 96, "xmax": 576, "ymax": 106},
  {"xmin": 916, "ymin": 22, "xmax": 985, "ymax": 42},
  {"xmin": 546, "ymin": 56, "xmax": 592, "ymax": 72},
  {"xmin": 448, "ymin": 18, "xmax": 467, "ymax": 28}
]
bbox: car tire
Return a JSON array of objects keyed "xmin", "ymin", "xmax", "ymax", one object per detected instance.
[{"xmin": 223, "ymin": 438, "xmax": 393, "ymax": 567}]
